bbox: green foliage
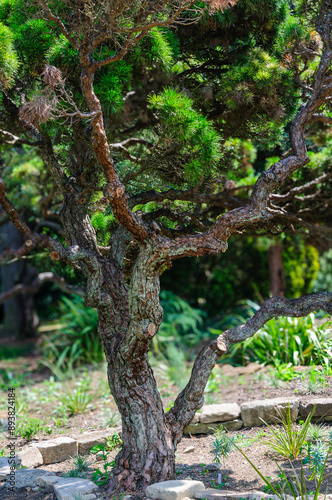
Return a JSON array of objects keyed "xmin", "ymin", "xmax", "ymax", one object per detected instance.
[
  {"xmin": 270, "ymin": 363, "xmax": 299, "ymax": 382},
  {"xmin": 0, "ymin": 369, "xmax": 26, "ymax": 390},
  {"xmin": 41, "ymin": 296, "xmax": 104, "ymax": 369},
  {"xmin": 48, "ymin": 35, "xmax": 80, "ymax": 74},
  {"xmin": 0, "ymin": 22, "xmax": 19, "ymax": 87},
  {"xmin": 218, "ymin": 46, "xmax": 296, "ymax": 133},
  {"xmin": 90, "ymin": 211, "xmax": 115, "ymax": 246},
  {"xmin": 307, "ymin": 424, "xmax": 330, "ymax": 444},
  {"xmin": 162, "ymin": 343, "xmax": 190, "ymax": 389},
  {"xmin": 132, "ymin": 27, "xmax": 174, "ymax": 71},
  {"xmin": 264, "ymin": 406, "xmax": 314, "ymax": 459},
  {"xmin": 237, "ymin": 439, "xmax": 331, "ymax": 500},
  {"xmin": 105, "ymin": 432, "xmax": 122, "ymax": 452},
  {"xmin": 157, "ymin": 290, "xmax": 207, "ymax": 349},
  {"xmin": 210, "ymin": 426, "xmax": 235, "ymax": 468},
  {"xmin": 161, "ymin": 237, "xmax": 270, "ymax": 316},
  {"xmin": 15, "ymin": 417, "xmax": 44, "ymax": 440},
  {"xmin": 224, "ymin": 310, "xmax": 332, "ymax": 367},
  {"xmin": 283, "ymin": 244, "xmax": 320, "ymax": 297},
  {"xmin": 308, "ymin": 442, "xmax": 329, "ymax": 482},
  {"xmin": 90, "ymin": 443, "xmax": 116, "ymax": 486},
  {"xmin": 148, "ymin": 88, "xmax": 222, "ymax": 184},
  {"xmin": 0, "ymin": 344, "xmax": 33, "ymax": 360},
  {"xmin": 56, "ymin": 375, "xmax": 97, "ymax": 416},
  {"xmin": 312, "ymin": 248, "xmax": 332, "ymax": 294},
  {"xmin": 63, "ymin": 454, "xmax": 90, "ymax": 478},
  {"xmin": 300, "ymin": 366, "xmax": 329, "ymax": 394},
  {"xmin": 14, "ymin": 19, "xmax": 54, "ymax": 72},
  {"xmin": 94, "ymin": 58, "xmax": 133, "ymax": 114}
]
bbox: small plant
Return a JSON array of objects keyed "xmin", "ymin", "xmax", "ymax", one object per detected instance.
[
  {"xmin": 106, "ymin": 432, "xmax": 122, "ymax": 451},
  {"xmin": 308, "ymin": 442, "xmax": 328, "ymax": 483},
  {"xmin": 15, "ymin": 417, "xmax": 44, "ymax": 440},
  {"xmin": 63, "ymin": 454, "xmax": 90, "ymax": 478},
  {"xmin": 0, "ymin": 448, "xmax": 5, "ymax": 457},
  {"xmin": 210, "ymin": 425, "xmax": 235, "ymax": 481},
  {"xmin": 56, "ymin": 376, "xmax": 96, "ymax": 415},
  {"xmin": 90, "ymin": 443, "xmax": 115, "ymax": 486},
  {"xmin": 211, "ymin": 478, "xmax": 226, "ymax": 489},
  {"xmin": 0, "ymin": 370, "xmax": 26, "ymax": 391},
  {"xmin": 263, "ymin": 406, "xmax": 315, "ymax": 459},
  {"xmin": 271, "ymin": 363, "xmax": 299, "ymax": 382},
  {"xmin": 234, "ymin": 430, "xmax": 266, "ymax": 449},
  {"xmin": 306, "ymin": 423, "xmax": 329, "ymax": 443},
  {"xmin": 299, "ymin": 367, "xmax": 328, "ymax": 394},
  {"xmin": 52, "ymin": 416, "xmax": 68, "ymax": 428}
]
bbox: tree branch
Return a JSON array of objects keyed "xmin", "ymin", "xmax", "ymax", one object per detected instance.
[
  {"xmin": 166, "ymin": 291, "xmax": 332, "ymax": 442},
  {"xmin": 0, "ymin": 129, "xmax": 43, "ymax": 146},
  {"xmin": 0, "ymin": 272, "xmax": 85, "ymax": 304}
]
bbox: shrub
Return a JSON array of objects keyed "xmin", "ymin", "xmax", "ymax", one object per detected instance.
[
  {"xmin": 220, "ymin": 308, "xmax": 332, "ymax": 367},
  {"xmin": 41, "ymin": 296, "xmax": 104, "ymax": 369}
]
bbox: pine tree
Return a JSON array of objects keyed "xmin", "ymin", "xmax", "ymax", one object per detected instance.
[{"xmin": 0, "ymin": 0, "xmax": 332, "ymax": 492}]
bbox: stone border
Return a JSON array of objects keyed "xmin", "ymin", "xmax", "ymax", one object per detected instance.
[{"xmin": 185, "ymin": 397, "xmax": 332, "ymax": 434}]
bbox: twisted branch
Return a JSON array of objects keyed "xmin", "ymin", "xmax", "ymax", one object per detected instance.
[{"xmin": 166, "ymin": 291, "xmax": 332, "ymax": 442}]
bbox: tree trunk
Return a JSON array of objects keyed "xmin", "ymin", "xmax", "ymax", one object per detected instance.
[
  {"xmin": 92, "ymin": 246, "xmax": 177, "ymax": 493},
  {"xmin": 268, "ymin": 243, "xmax": 285, "ymax": 297},
  {"xmin": 106, "ymin": 350, "xmax": 175, "ymax": 492}
]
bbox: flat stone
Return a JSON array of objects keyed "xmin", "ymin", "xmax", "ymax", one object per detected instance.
[
  {"xmin": 76, "ymin": 428, "xmax": 116, "ymax": 454},
  {"xmin": 0, "ymin": 455, "xmax": 21, "ymax": 479},
  {"xmin": 183, "ymin": 447, "xmax": 195, "ymax": 454},
  {"xmin": 199, "ymin": 404, "xmax": 241, "ymax": 424},
  {"xmin": 194, "ymin": 490, "xmax": 289, "ymax": 500},
  {"xmin": 222, "ymin": 419, "xmax": 243, "ymax": 431},
  {"xmin": 146, "ymin": 480, "xmax": 205, "ymax": 500},
  {"xmin": 53, "ymin": 477, "xmax": 99, "ymax": 500},
  {"xmin": 299, "ymin": 398, "xmax": 332, "ymax": 418},
  {"xmin": 0, "ymin": 466, "xmax": 10, "ymax": 480},
  {"xmin": 0, "ymin": 456, "xmax": 21, "ymax": 468},
  {"xmin": 5, "ymin": 469, "xmax": 56, "ymax": 488},
  {"xmin": 184, "ymin": 422, "xmax": 223, "ymax": 435},
  {"xmin": 35, "ymin": 437, "xmax": 78, "ymax": 464},
  {"xmin": 241, "ymin": 397, "xmax": 299, "ymax": 428},
  {"xmin": 324, "ymin": 416, "xmax": 332, "ymax": 421},
  {"xmin": 17, "ymin": 446, "xmax": 43, "ymax": 467},
  {"xmin": 184, "ymin": 419, "xmax": 242, "ymax": 434},
  {"xmin": 36, "ymin": 474, "xmax": 60, "ymax": 487},
  {"xmin": 190, "ymin": 414, "xmax": 200, "ymax": 424}
]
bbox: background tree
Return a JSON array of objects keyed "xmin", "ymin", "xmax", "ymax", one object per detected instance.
[{"xmin": 0, "ymin": 0, "xmax": 332, "ymax": 493}]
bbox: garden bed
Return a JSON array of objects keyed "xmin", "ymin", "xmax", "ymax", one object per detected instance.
[{"xmin": 1, "ymin": 351, "xmax": 332, "ymax": 499}]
